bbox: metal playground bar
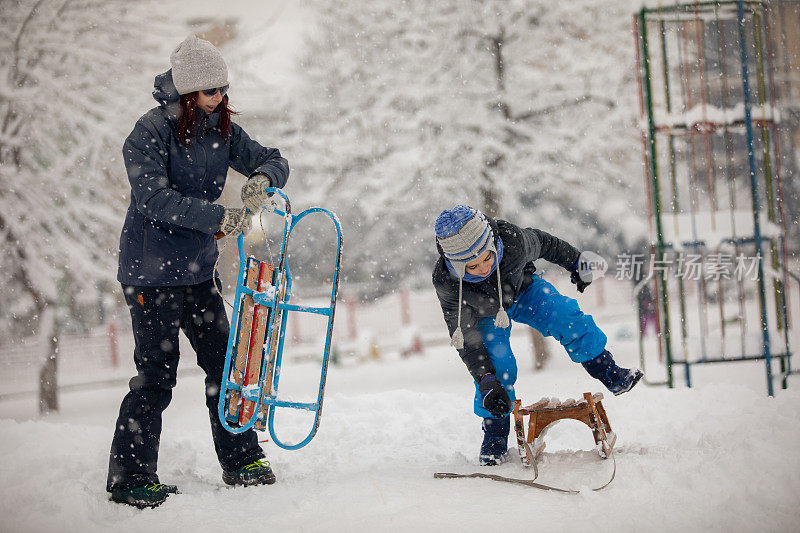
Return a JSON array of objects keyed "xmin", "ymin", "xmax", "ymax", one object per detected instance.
[{"xmin": 632, "ymin": 0, "xmax": 796, "ymax": 395}]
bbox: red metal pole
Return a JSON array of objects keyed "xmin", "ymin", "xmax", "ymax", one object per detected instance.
[
  {"xmin": 108, "ymin": 321, "xmax": 118, "ymax": 368},
  {"xmin": 399, "ymin": 286, "xmax": 411, "ymax": 326},
  {"xmin": 694, "ymin": 1, "xmax": 717, "ymax": 228},
  {"xmin": 595, "ymin": 277, "xmax": 605, "ymax": 309},
  {"xmin": 346, "ymin": 296, "xmax": 357, "ymax": 340},
  {"xmin": 291, "ymin": 313, "xmax": 301, "ymax": 343}
]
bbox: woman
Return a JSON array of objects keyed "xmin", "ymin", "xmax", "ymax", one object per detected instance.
[
  {"xmin": 107, "ymin": 35, "xmax": 287, "ymax": 508},
  {"xmin": 432, "ymin": 205, "xmax": 642, "ymax": 466}
]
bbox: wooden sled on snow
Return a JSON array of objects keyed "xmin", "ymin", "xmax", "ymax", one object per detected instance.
[
  {"xmin": 513, "ymin": 392, "xmax": 616, "ymax": 467},
  {"xmin": 434, "ymin": 391, "xmax": 618, "ymax": 492}
]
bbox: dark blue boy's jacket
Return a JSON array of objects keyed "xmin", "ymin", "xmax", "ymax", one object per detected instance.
[
  {"xmin": 432, "ymin": 218, "xmax": 580, "ymax": 382},
  {"xmin": 118, "ymin": 70, "xmax": 289, "ymax": 286}
]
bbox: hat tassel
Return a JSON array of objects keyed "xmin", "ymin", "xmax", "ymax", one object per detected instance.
[
  {"xmin": 451, "ymin": 277, "xmax": 465, "ymax": 349},
  {"xmin": 494, "ymin": 265, "xmax": 510, "ymax": 329},
  {"xmin": 450, "ymin": 326, "xmax": 464, "ymax": 349},
  {"xmin": 494, "ymin": 308, "xmax": 510, "ymax": 329}
]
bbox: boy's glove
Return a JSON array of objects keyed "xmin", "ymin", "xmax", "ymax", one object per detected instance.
[
  {"xmin": 571, "ymin": 269, "xmax": 591, "ymax": 293},
  {"xmin": 217, "ymin": 207, "xmax": 251, "ymax": 237},
  {"xmin": 571, "ymin": 251, "xmax": 599, "ymax": 293},
  {"xmin": 479, "ymin": 374, "xmax": 511, "ymax": 418},
  {"xmin": 241, "ymin": 173, "xmax": 272, "ymax": 213}
]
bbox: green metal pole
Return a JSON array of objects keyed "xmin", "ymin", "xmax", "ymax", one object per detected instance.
[
  {"xmin": 752, "ymin": 8, "xmax": 785, "ymax": 363},
  {"xmin": 640, "ymin": 9, "xmax": 675, "ymax": 388},
  {"xmin": 641, "ymin": 0, "xmax": 766, "ymax": 15},
  {"xmin": 659, "ymin": 14, "xmax": 690, "ymax": 370}
]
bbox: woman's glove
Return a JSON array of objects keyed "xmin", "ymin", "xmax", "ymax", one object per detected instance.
[
  {"xmin": 479, "ymin": 374, "xmax": 511, "ymax": 418},
  {"xmin": 241, "ymin": 173, "xmax": 272, "ymax": 213},
  {"xmin": 217, "ymin": 207, "xmax": 252, "ymax": 237}
]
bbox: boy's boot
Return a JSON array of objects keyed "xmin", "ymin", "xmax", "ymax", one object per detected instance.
[
  {"xmin": 479, "ymin": 416, "xmax": 510, "ymax": 466},
  {"xmin": 581, "ymin": 350, "xmax": 643, "ymax": 395}
]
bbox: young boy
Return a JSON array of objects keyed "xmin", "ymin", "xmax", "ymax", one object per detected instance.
[{"xmin": 432, "ymin": 205, "xmax": 642, "ymax": 465}]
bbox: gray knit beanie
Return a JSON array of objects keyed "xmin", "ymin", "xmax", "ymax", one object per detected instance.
[{"xmin": 170, "ymin": 35, "xmax": 228, "ymax": 95}]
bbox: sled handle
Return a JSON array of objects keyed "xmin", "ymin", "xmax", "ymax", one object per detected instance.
[{"xmin": 255, "ymin": 187, "xmax": 291, "ymax": 218}]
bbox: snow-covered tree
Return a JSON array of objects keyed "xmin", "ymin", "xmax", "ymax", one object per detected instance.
[
  {"xmin": 286, "ymin": 0, "xmax": 646, "ymax": 295},
  {"xmin": 0, "ymin": 0, "xmax": 173, "ymax": 411}
]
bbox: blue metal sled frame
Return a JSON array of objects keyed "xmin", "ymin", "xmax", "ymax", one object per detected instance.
[{"xmin": 217, "ymin": 188, "xmax": 342, "ymax": 449}]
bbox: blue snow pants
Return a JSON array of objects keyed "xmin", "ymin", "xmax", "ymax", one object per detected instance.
[{"xmin": 473, "ymin": 275, "xmax": 607, "ymax": 419}]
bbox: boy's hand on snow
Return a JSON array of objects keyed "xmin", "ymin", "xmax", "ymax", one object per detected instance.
[
  {"xmin": 218, "ymin": 207, "xmax": 252, "ymax": 237},
  {"xmin": 479, "ymin": 374, "xmax": 511, "ymax": 418},
  {"xmin": 241, "ymin": 173, "xmax": 272, "ymax": 213}
]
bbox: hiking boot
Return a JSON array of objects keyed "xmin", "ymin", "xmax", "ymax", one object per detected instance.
[
  {"xmin": 222, "ymin": 459, "xmax": 276, "ymax": 487},
  {"xmin": 582, "ymin": 350, "xmax": 643, "ymax": 396},
  {"xmin": 110, "ymin": 483, "xmax": 173, "ymax": 508},
  {"xmin": 479, "ymin": 416, "xmax": 510, "ymax": 466}
]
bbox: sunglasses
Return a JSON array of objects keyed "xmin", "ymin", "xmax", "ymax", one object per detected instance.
[{"xmin": 201, "ymin": 85, "xmax": 229, "ymax": 97}]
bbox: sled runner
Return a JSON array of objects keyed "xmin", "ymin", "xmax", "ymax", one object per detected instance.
[
  {"xmin": 435, "ymin": 392, "xmax": 616, "ymax": 492},
  {"xmin": 218, "ymin": 189, "xmax": 342, "ymax": 450}
]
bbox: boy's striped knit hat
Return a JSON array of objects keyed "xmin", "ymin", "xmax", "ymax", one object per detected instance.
[
  {"xmin": 434, "ymin": 205, "xmax": 509, "ymax": 349},
  {"xmin": 435, "ymin": 205, "xmax": 495, "ymax": 278}
]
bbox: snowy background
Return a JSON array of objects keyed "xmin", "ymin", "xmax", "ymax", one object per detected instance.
[{"xmin": 1, "ymin": 0, "xmax": 799, "ymax": 531}]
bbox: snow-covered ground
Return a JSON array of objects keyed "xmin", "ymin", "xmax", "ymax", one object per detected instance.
[{"xmin": 1, "ymin": 320, "xmax": 798, "ymax": 532}]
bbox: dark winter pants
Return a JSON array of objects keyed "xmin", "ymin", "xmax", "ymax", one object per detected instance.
[{"xmin": 106, "ymin": 279, "xmax": 264, "ymax": 491}]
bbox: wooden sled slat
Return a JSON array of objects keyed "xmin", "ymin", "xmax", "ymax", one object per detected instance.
[
  {"xmin": 226, "ymin": 258, "xmax": 260, "ymax": 421},
  {"xmin": 238, "ymin": 262, "xmax": 273, "ymax": 426},
  {"xmin": 255, "ymin": 270, "xmax": 287, "ymax": 431}
]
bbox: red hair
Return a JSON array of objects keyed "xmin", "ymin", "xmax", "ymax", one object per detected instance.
[{"xmin": 177, "ymin": 92, "xmax": 238, "ymax": 145}]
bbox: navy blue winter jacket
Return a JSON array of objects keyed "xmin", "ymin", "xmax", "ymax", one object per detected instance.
[{"xmin": 117, "ymin": 70, "xmax": 289, "ymax": 286}]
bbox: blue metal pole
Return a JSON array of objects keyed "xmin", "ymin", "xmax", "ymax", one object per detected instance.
[{"xmin": 737, "ymin": 0, "xmax": 774, "ymax": 396}]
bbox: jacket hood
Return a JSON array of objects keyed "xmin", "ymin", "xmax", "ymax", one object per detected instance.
[
  {"xmin": 153, "ymin": 69, "xmax": 180, "ymax": 120},
  {"xmin": 152, "ymin": 69, "xmax": 219, "ymax": 128}
]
